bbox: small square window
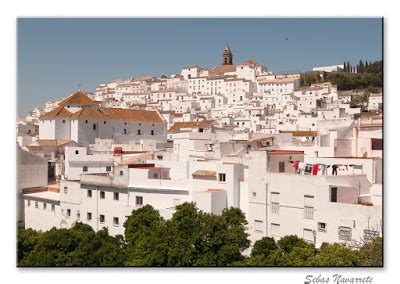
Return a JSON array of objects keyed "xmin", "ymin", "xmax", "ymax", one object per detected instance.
[
  {"xmin": 114, "ymin": 192, "xmax": 119, "ymax": 201},
  {"xmin": 64, "ymin": 186, "xmax": 68, "ymax": 194},
  {"xmin": 27, "ymin": 200, "xmax": 31, "ymax": 207},
  {"xmin": 93, "ymin": 124, "xmax": 97, "ymax": 131},
  {"xmin": 99, "ymin": 214, "xmax": 105, "ymax": 223},
  {"xmin": 75, "ymin": 150, "xmax": 79, "ymax": 154},
  {"xmin": 87, "ymin": 189, "xmax": 92, "ymax": 198},
  {"xmin": 100, "ymin": 191, "xmax": 105, "ymax": 199},
  {"xmin": 104, "ymin": 121, "xmax": 106, "ymax": 124},
  {"xmin": 252, "ymin": 192, "xmax": 256, "ymax": 198},
  {"xmin": 106, "ymin": 166, "xmax": 111, "ymax": 172},
  {"xmin": 318, "ymin": 222, "xmax": 327, "ymax": 232},
  {"xmin": 218, "ymin": 173, "xmax": 226, "ymax": 182},
  {"xmin": 66, "ymin": 209, "xmax": 71, "ymax": 217},
  {"xmin": 85, "ymin": 120, "xmax": 88, "ymax": 124},
  {"xmin": 51, "ymin": 204, "xmax": 55, "ymax": 212},
  {"xmin": 43, "ymin": 203, "xmax": 47, "ymax": 210},
  {"xmin": 87, "ymin": 212, "xmax": 92, "ymax": 221},
  {"xmin": 113, "ymin": 217, "xmax": 119, "ymax": 226},
  {"xmin": 120, "ymin": 171, "xmax": 124, "ymax": 176},
  {"xmin": 77, "ymin": 211, "xmax": 80, "ymax": 219},
  {"xmin": 35, "ymin": 202, "xmax": 38, "ymax": 209},
  {"xmin": 83, "ymin": 166, "xmax": 88, "ymax": 172}
]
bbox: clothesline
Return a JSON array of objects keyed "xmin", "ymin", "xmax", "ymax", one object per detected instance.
[{"xmin": 290, "ymin": 161, "xmax": 363, "ymax": 176}]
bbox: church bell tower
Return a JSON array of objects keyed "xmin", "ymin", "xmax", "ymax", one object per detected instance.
[{"xmin": 222, "ymin": 45, "xmax": 233, "ymax": 65}]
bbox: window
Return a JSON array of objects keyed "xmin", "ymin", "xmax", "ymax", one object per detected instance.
[
  {"xmin": 93, "ymin": 124, "xmax": 97, "ymax": 131},
  {"xmin": 303, "ymin": 229, "xmax": 314, "ymax": 244},
  {"xmin": 104, "ymin": 121, "xmax": 106, "ymax": 124},
  {"xmin": 254, "ymin": 220, "xmax": 263, "ymax": 233},
  {"xmin": 270, "ymin": 192, "xmax": 280, "ymax": 214},
  {"xmin": 87, "ymin": 189, "xmax": 92, "ymax": 198},
  {"xmin": 77, "ymin": 211, "xmax": 80, "ymax": 219},
  {"xmin": 99, "ymin": 214, "xmax": 105, "ymax": 223},
  {"xmin": 75, "ymin": 150, "xmax": 79, "ymax": 154},
  {"xmin": 27, "ymin": 200, "xmax": 31, "ymax": 207},
  {"xmin": 137, "ymin": 129, "xmax": 141, "ymax": 135},
  {"xmin": 64, "ymin": 186, "xmax": 68, "ymax": 194},
  {"xmin": 62, "ymin": 120, "xmax": 65, "ymax": 124},
  {"xmin": 123, "ymin": 129, "xmax": 127, "ymax": 135},
  {"xmin": 252, "ymin": 192, "xmax": 256, "ymax": 198},
  {"xmin": 87, "ymin": 212, "xmax": 92, "ymax": 221},
  {"xmin": 83, "ymin": 166, "xmax": 88, "ymax": 172},
  {"xmin": 113, "ymin": 217, "xmax": 119, "ymax": 226},
  {"xmin": 151, "ymin": 130, "xmax": 154, "ymax": 136},
  {"xmin": 100, "ymin": 191, "xmax": 105, "ymax": 199},
  {"xmin": 120, "ymin": 171, "xmax": 124, "ymax": 176},
  {"xmin": 106, "ymin": 166, "xmax": 111, "ymax": 172},
  {"xmin": 51, "ymin": 204, "xmax": 55, "ymax": 212},
  {"xmin": 43, "ymin": 203, "xmax": 47, "ymax": 210},
  {"xmin": 271, "ymin": 223, "xmax": 280, "ymax": 238},
  {"xmin": 371, "ymin": 138, "xmax": 383, "ymax": 150},
  {"xmin": 35, "ymin": 201, "xmax": 38, "ymax": 209},
  {"xmin": 218, "ymin": 173, "xmax": 226, "ymax": 182},
  {"xmin": 338, "ymin": 226, "xmax": 352, "ymax": 241},
  {"xmin": 363, "ymin": 229, "xmax": 379, "ymax": 241},
  {"xmin": 113, "ymin": 192, "xmax": 119, "ymax": 201},
  {"xmin": 66, "ymin": 209, "xmax": 71, "ymax": 217},
  {"xmin": 85, "ymin": 120, "xmax": 88, "ymax": 124},
  {"xmin": 136, "ymin": 196, "xmax": 143, "ymax": 206},
  {"xmin": 330, "ymin": 187, "xmax": 338, "ymax": 203},
  {"xmin": 318, "ymin": 222, "xmax": 327, "ymax": 233},
  {"xmin": 278, "ymin": 161, "xmax": 285, "ymax": 173}
]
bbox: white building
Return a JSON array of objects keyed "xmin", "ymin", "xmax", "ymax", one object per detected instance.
[{"xmin": 39, "ymin": 91, "xmax": 167, "ymax": 146}]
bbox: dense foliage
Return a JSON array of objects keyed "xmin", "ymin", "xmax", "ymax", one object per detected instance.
[
  {"xmin": 300, "ymin": 60, "xmax": 382, "ymax": 91},
  {"xmin": 17, "ymin": 203, "xmax": 382, "ymax": 267}
]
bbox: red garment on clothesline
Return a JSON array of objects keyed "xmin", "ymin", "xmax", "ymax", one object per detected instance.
[
  {"xmin": 312, "ymin": 164, "xmax": 319, "ymax": 175},
  {"xmin": 293, "ymin": 161, "xmax": 299, "ymax": 168}
]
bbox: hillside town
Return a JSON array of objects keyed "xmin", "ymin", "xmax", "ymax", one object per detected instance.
[{"xmin": 17, "ymin": 46, "xmax": 383, "ymax": 249}]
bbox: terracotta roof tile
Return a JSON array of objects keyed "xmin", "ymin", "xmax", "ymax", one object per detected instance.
[
  {"xmin": 212, "ymin": 65, "xmax": 236, "ymax": 74},
  {"xmin": 39, "ymin": 106, "xmax": 73, "ymax": 120},
  {"xmin": 279, "ymin": 130, "xmax": 318, "ymax": 137},
  {"xmin": 58, "ymin": 91, "xmax": 96, "ymax": 106},
  {"xmin": 168, "ymin": 120, "xmax": 214, "ymax": 133}
]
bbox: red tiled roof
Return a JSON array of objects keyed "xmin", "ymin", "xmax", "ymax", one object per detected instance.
[
  {"xmin": 39, "ymin": 106, "xmax": 73, "ymax": 120},
  {"xmin": 58, "ymin": 91, "xmax": 96, "ymax": 106},
  {"xmin": 212, "ymin": 65, "xmax": 236, "ymax": 74},
  {"xmin": 168, "ymin": 120, "xmax": 214, "ymax": 133}
]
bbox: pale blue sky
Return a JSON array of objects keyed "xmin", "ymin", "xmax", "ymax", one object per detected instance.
[{"xmin": 17, "ymin": 18, "xmax": 382, "ymax": 116}]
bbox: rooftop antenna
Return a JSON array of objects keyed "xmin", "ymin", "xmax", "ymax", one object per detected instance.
[{"xmin": 78, "ymin": 82, "xmax": 81, "ymax": 91}]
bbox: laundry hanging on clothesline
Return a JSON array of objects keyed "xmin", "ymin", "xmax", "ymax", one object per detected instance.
[{"xmin": 290, "ymin": 161, "xmax": 363, "ymax": 176}]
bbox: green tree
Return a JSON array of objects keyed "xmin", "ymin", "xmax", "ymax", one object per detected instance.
[
  {"xmin": 315, "ymin": 243, "xmax": 360, "ymax": 266},
  {"xmin": 358, "ymin": 236, "xmax": 383, "ymax": 266},
  {"xmin": 17, "ymin": 228, "xmax": 40, "ymax": 262},
  {"xmin": 251, "ymin": 237, "xmax": 277, "ymax": 259}
]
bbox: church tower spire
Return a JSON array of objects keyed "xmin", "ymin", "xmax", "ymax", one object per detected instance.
[{"xmin": 222, "ymin": 44, "xmax": 233, "ymax": 65}]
